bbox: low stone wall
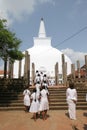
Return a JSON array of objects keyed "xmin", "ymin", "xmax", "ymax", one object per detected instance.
[
  {"xmin": 74, "ymin": 82, "xmax": 87, "ymax": 89},
  {"xmin": 0, "ymin": 78, "xmax": 26, "ymax": 92}
]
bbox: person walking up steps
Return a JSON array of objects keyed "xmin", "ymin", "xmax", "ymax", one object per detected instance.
[
  {"xmin": 29, "ymin": 88, "xmax": 40, "ymax": 121},
  {"xmin": 39, "ymin": 85, "xmax": 49, "ymax": 120},
  {"xmin": 66, "ymin": 82, "xmax": 77, "ymax": 120},
  {"xmin": 23, "ymin": 85, "xmax": 31, "ymax": 112}
]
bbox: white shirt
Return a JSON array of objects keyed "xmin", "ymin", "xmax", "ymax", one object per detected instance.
[{"xmin": 66, "ymin": 88, "xmax": 77, "ymax": 101}]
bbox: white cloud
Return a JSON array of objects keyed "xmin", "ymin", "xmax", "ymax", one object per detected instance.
[
  {"xmin": 0, "ymin": 0, "xmax": 54, "ymax": 24},
  {"xmin": 61, "ymin": 48, "xmax": 87, "ymax": 67}
]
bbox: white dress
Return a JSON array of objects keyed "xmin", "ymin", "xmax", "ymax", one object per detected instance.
[
  {"xmin": 23, "ymin": 89, "xmax": 31, "ymax": 106},
  {"xmin": 29, "ymin": 92, "xmax": 40, "ymax": 113},
  {"xmin": 35, "ymin": 75, "xmax": 41, "ymax": 83},
  {"xmin": 66, "ymin": 88, "xmax": 77, "ymax": 120},
  {"xmin": 39, "ymin": 89, "xmax": 49, "ymax": 111},
  {"xmin": 35, "ymin": 83, "xmax": 41, "ymax": 95}
]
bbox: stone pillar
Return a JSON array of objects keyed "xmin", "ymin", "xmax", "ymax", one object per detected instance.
[
  {"xmin": 85, "ymin": 55, "xmax": 87, "ymax": 78},
  {"xmin": 8, "ymin": 59, "xmax": 11, "ymax": 78},
  {"xmin": 55, "ymin": 62, "xmax": 59, "ymax": 85},
  {"xmin": 62, "ymin": 54, "xmax": 65, "ymax": 84},
  {"xmin": 62, "ymin": 54, "xmax": 64, "ymax": 85},
  {"xmin": 77, "ymin": 60, "xmax": 80, "ymax": 78},
  {"xmin": 62, "ymin": 54, "xmax": 67, "ymax": 86},
  {"xmin": 24, "ymin": 51, "xmax": 30, "ymax": 86},
  {"xmin": 32, "ymin": 62, "xmax": 35, "ymax": 86},
  {"xmin": 11, "ymin": 63, "xmax": 14, "ymax": 78},
  {"xmin": 8, "ymin": 60, "xmax": 14, "ymax": 79},
  {"xmin": 65, "ymin": 62, "xmax": 67, "ymax": 85},
  {"xmin": 24, "ymin": 51, "xmax": 28, "ymax": 79},
  {"xmin": 71, "ymin": 64, "xmax": 75, "ymax": 80},
  {"xmin": 27, "ymin": 53, "xmax": 30, "ymax": 86},
  {"xmin": 18, "ymin": 60, "xmax": 21, "ymax": 78}
]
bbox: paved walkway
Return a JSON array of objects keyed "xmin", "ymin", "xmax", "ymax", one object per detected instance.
[{"xmin": 0, "ymin": 110, "xmax": 87, "ymax": 130}]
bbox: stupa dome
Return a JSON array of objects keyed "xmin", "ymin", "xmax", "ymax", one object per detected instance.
[{"xmin": 13, "ymin": 18, "xmax": 72, "ymax": 78}]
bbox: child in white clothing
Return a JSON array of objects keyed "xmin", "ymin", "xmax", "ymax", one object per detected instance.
[
  {"xmin": 29, "ymin": 88, "xmax": 40, "ymax": 121},
  {"xmin": 23, "ymin": 86, "xmax": 31, "ymax": 112}
]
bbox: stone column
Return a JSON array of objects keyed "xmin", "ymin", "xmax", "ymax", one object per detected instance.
[
  {"xmin": 65, "ymin": 62, "xmax": 67, "ymax": 85},
  {"xmin": 8, "ymin": 59, "xmax": 11, "ymax": 78},
  {"xmin": 55, "ymin": 62, "xmax": 59, "ymax": 85},
  {"xmin": 8, "ymin": 60, "xmax": 14, "ymax": 79},
  {"xmin": 24, "ymin": 51, "xmax": 30, "ymax": 86},
  {"xmin": 71, "ymin": 64, "xmax": 75, "ymax": 80},
  {"xmin": 62, "ymin": 54, "xmax": 64, "ymax": 84},
  {"xmin": 11, "ymin": 63, "xmax": 14, "ymax": 78},
  {"xmin": 62, "ymin": 54, "xmax": 67, "ymax": 86},
  {"xmin": 18, "ymin": 60, "xmax": 21, "ymax": 78},
  {"xmin": 77, "ymin": 60, "xmax": 80, "ymax": 78},
  {"xmin": 32, "ymin": 62, "xmax": 35, "ymax": 86},
  {"xmin": 85, "ymin": 55, "xmax": 87, "ymax": 78},
  {"xmin": 27, "ymin": 53, "xmax": 30, "ymax": 86}
]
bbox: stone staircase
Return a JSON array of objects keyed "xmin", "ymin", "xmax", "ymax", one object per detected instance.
[
  {"xmin": 0, "ymin": 87, "xmax": 87, "ymax": 111},
  {"xmin": 49, "ymin": 87, "xmax": 87, "ymax": 110}
]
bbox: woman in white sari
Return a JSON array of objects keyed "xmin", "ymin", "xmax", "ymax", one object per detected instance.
[{"xmin": 66, "ymin": 82, "xmax": 77, "ymax": 120}]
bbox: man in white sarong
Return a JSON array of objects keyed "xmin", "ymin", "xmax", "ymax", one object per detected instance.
[{"xmin": 66, "ymin": 82, "xmax": 77, "ymax": 120}]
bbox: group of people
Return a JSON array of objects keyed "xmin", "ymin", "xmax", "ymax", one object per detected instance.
[
  {"xmin": 23, "ymin": 86, "xmax": 49, "ymax": 121},
  {"xmin": 23, "ymin": 70, "xmax": 78, "ymax": 121},
  {"xmin": 23, "ymin": 71, "xmax": 49, "ymax": 121}
]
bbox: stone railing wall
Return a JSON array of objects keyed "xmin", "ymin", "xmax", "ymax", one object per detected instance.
[{"xmin": 0, "ymin": 78, "xmax": 26, "ymax": 92}]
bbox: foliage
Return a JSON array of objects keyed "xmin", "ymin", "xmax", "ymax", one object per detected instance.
[
  {"xmin": 0, "ymin": 19, "xmax": 24, "ymax": 78},
  {"xmin": 0, "ymin": 19, "xmax": 24, "ymax": 62}
]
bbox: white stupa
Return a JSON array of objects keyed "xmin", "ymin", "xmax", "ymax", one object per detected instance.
[{"xmin": 13, "ymin": 18, "xmax": 72, "ymax": 78}]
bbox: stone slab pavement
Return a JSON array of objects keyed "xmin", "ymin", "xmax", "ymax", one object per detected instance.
[{"xmin": 0, "ymin": 110, "xmax": 87, "ymax": 130}]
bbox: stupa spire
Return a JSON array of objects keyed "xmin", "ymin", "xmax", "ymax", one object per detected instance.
[{"xmin": 38, "ymin": 18, "xmax": 46, "ymax": 38}]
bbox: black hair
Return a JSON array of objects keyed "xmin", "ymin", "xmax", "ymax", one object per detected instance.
[
  {"xmin": 69, "ymin": 82, "xmax": 74, "ymax": 89},
  {"xmin": 37, "ymin": 81, "xmax": 40, "ymax": 84},
  {"xmin": 44, "ymin": 74, "xmax": 46, "ymax": 77},
  {"xmin": 33, "ymin": 88, "xmax": 36, "ymax": 93},
  {"xmin": 36, "ymin": 70, "xmax": 38, "ymax": 73},
  {"xmin": 42, "ymin": 85, "xmax": 45, "ymax": 90},
  {"xmin": 43, "ymin": 81, "xmax": 46, "ymax": 83},
  {"xmin": 25, "ymin": 85, "xmax": 29, "ymax": 89}
]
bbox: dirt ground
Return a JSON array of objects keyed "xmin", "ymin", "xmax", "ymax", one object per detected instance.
[{"xmin": 0, "ymin": 110, "xmax": 87, "ymax": 130}]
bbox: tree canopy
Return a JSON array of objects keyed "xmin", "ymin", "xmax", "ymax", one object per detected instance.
[
  {"xmin": 0, "ymin": 19, "xmax": 24, "ymax": 78},
  {"xmin": 0, "ymin": 19, "xmax": 24, "ymax": 61}
]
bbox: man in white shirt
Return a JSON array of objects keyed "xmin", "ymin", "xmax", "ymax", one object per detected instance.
[{"xmin": 66, "ymin": 82, "xmax": 77, "ymax": 120}]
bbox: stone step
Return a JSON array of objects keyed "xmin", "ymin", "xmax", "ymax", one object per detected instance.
[
  {"xmin": 0, "ymin": 101, "xmax": 86, "ymax": 106},
  {"xmin": 0, "ymin": 105, "xmax": 87, "ymax": 111},
  {"xmin": 0, "ymin": 87, "xmax": 87, "ymax": 110},
  {"xmin": 49, "ymin": 102, "xmax": 87, "ymax": 106},
  {"xmin": 49, "ymin": 99, "xmax": 86, "ymax": 102},
  {"xmin": 0, "ymin": 87, "xmax": 86, "ymax": 91},
  {"xmin": 0, "ymin": 91, "xmax": 86, "ymax": 95},
  {"xmin": 0, "ymin": 96, "xmax": 86, "ymax": 101},
  {"xmin": 50, "ymin": 105, "xmax": 87, "ymax": 110},
  {"xmin": 0, "ymin": 93, "xmax": 86, "ymax": 98},
  {"xmin": 0, "ymin": 106, "xmax": 24, "ymax": 111}
]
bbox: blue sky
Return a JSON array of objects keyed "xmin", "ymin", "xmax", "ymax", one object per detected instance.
[{"xmin": 0, "ymin": 0, "xmax": 87, "ymax": 68}]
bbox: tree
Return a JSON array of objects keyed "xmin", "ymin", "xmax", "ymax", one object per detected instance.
[{"xmin": 0, "ymin": 19, "xmax": 24, "ymax": 78}]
